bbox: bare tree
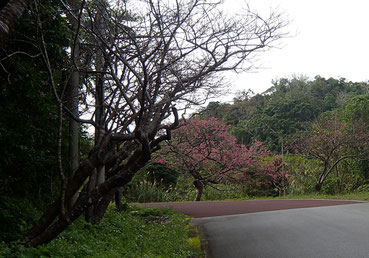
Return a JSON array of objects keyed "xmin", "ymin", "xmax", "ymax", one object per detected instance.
[{"xmin": 25, "ymin": 0, "xmax": 287, "ymax": 247}]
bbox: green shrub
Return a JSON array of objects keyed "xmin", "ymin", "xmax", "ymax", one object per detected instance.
[
  {"xmin": 124, "ymin": 180, "xmax": 182, "ymax": 203},
  {"xmin": 0, "ymin": 196, "xmax": 40, "ymax": 242},
  {"xmin": 202, "ymin": 185, "xmax": 245, "ymax": 200},
  {"xmin": 123, "ymin": 174, "xmax": 196, "ymax": 203},
  {"xmin": 143, "ymin": 162, "xmax": 180, "ymax": 188},
  {"xmin": 1, "ymin": 206, "xmax": 199, "ymax": 257},
  {"xmin": 355, "ymin": 184, "xmax": 369, "ymax": 193}
]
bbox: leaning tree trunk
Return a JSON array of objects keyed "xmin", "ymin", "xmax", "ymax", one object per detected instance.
[
  {"xmin": 25, "ymin": 148, "xmax": 150, "ymax": 247},
  {"xmin": 0, "ymin": 0, "xmax": 32, "ymax": 47},
  {"xmin": 315, "ymin": 171, "xmax": 326, "ymax": 192},
  {"xmin": 90, "ymin": 188, "xmax": 116, "ymax": 223},
  {"xmin": 26, "ymin": 174, "xmax": 130, "ymax": 247},
  {"xmin": 193, "ymin": 180, "xmax": 204, "ymax": 201},
  {"xmin": 25, "ymin": 148, "xmax": 101, "ymax": 243}
]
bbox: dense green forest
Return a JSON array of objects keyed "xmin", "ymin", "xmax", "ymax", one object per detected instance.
[
  {"xmin": 1, "ymin": 0, "xmax": 369, "ymax": 255},
  {"xmin": 198, "ymin": 76, "xmax": 369, "ymax": 193},
  {"xmin": 199, "ymin": 76, "xmax": 368, "ymax": 150}
]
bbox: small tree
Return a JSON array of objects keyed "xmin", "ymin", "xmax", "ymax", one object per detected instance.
[
  {"xmin": 249, "ymin": 156, "xmax": 289, "ymax": 196},
  {"xmin": 293, "ymin": 119, "xmax": 369, "ymax": 192},
  {"xmin": 156, "ymin": 118, "xmax": 287, "ymax": 200}
]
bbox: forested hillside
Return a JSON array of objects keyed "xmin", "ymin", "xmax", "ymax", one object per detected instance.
[
  {"xmin": 199, "ymin": 76, "xmax": 368, "ymax": 150},
  {"xmin": 199, "ymin": 76, "xmax": 369, "ymax": 193}
]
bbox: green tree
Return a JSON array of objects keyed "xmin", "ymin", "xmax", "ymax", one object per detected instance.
[
  {"xmin": 344, "ymin": 95, "xmax": 369, "ymax": 184},
  {"xmin": 231, "ymin": 99, "xmax": 315, "ymax": 150},
  {"xmin": 207, "ymin": 76, "xmax": 369, "ymax": 152},
  {"xmin": 0, "ymin": 0, "xmax": 70, "ymax": 200},
  {"xmin": 345, "ymin": 95, "xmax": 369, "ymax": 124},
  {"xmin": 0, "ymin": 0, "xmax": 71, "ymax": 242},
  {"xmin": 142, "ymin": 162, "xmax": 180, "ymax": 188}
]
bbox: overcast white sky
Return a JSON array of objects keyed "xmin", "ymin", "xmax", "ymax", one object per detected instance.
[{"xmin": 219, "ymin": 0, "xmax": 369, "ymax": 101}]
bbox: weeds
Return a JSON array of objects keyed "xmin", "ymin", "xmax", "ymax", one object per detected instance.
[{"xmin": 1, "ymin": 205, "xmax": 201, "ymax": 257}]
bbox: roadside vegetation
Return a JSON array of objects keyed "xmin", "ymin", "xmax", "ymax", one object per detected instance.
[
  {"xmin": 0, "ymin": 205, "xmax": 202, "ymax": 257},
  {"xmin": 123, "ymin": 174, "xmax": 369, "ymax": 203},
  {"xmin": 2, "ymin": 0, "xmax": 369, "ymax": 257}
]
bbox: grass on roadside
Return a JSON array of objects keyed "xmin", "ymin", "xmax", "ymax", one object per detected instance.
[
  {"xmin": 276, "ymin": 192, "xmax": 369, "ymax": 201},
  {"xmin": 1, "ymin": 205, "xmax": 203, "ymax": 258},
  {"xmin": 230, "ymin": 192, "xmax": 369, "ymax": 201}
]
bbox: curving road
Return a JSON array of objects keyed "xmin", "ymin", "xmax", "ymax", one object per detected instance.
[
  {"xmin": 194, "ymin": 201, "xmax": 369, "ymax": 258},
  {"xmin": 137, "ymin": 199, "xmax": 363, "ymax": 217},
  {"xmin": 139, "ymin": 199, "xmax": 369, "ymax": 257}
]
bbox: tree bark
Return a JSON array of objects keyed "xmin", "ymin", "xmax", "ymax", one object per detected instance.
[
  {"xmin": 85, "ymin": 51, "xmax": 106, "ymax": 222},
  {"xmin": 85, "ymin": 169, "xmax": 97, "ymax": 222},
  {"xmin": 115, "ymin": 188, "xmax": 124, "ymax": 212},
  {"xmin": 86, "ymin": 0, "xmax": 108, "ymax": 221},
  {"xmin": 0, "ymin": 0, "xmax": 32, "ymax": 47},
  {"xmin": 67, "ymin": 49, "xmax": 80, "ymax": 208},
  {"xmin": 25, "ymin": 149, "xmax": 100, "ymax": 241},
  {"xmin": 194, "ymin": 180, "xmax": 204, "ymax": 201},
  {"xmin": 90, "ymin": 188, "xmax": 115, "ymax": 223},
  {"xmin": 66, "ymin": 0, "xmax": 82, "ymax": 209},
  {"xmin": 26, "ymin": 149, "xmax": 149, "ymax": 247}
]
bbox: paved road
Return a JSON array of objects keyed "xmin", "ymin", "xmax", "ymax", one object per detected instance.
[
  {"xmin": 194, "ymin": 202, "xmax": 369, "ymax": 258},
  {"xmin": 137, "ymin": 199, "xmax": 362, "ymax": 217}
]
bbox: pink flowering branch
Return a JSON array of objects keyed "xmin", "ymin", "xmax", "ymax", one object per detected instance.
[{"xmin": 154, "ymin": 118, "xmax": 288, "ymax": 200}]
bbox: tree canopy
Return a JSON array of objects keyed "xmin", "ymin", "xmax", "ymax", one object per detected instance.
[{"xmin": 200, "ymin": 76, "xmax": 369, "ymax": 151}]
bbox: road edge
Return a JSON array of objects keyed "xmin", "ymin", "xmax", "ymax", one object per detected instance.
[{"xmin": 195, "ymin": 222, "xmax": 212, "ymax": 258}]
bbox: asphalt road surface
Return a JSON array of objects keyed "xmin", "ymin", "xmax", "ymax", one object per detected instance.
[
  {"xmin": 137, "ymin": 199, "xmax": 362, "ymax": 217},
  {"xmin": 194, "ymin": 201, "xmax": 369, "ymax": 258},
  {"xmin": 138, "ymin": 199, "xmax": 369, "ymax": 257}
]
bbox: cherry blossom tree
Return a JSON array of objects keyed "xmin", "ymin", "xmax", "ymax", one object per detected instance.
[{"xmin": 156, "ymin": 118, "xmax": 288, "ymax": 200}]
